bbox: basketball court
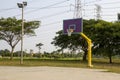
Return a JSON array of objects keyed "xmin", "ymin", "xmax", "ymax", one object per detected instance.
[{"xmin": 0, "ymin": 66, "xmax": 120, "ymax": 80}]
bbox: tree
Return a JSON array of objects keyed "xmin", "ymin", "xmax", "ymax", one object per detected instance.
[
  {"xmin": 0, "ymin": 49, "xmax": 10, "ymax": 57},
  {"xmin": 36, "ymin": 43, "xmax": 43, "ymax": 54},
  {"xmin": 51, "ymin": 30, "xmax": 84, "ymax": 58},
  {"xmin": 92, "ymin": 21, "xmax": 120, "ymax": 63},
  {"xmin": 0, "ymin": 17, "xmax": 40, "ymax": 60}
]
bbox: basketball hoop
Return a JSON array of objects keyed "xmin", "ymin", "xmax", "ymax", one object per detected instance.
[{"xmin": 67, "ymin": 29, "xmax": 74, "ymax": 36}]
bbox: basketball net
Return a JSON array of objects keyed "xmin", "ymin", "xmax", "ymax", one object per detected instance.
[{"xmin": 67, "ymin": 29, "xmax": 74, "ymax": 36}]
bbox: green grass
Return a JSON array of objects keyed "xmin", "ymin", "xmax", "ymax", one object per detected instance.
[
  {"xmin": 92, "ymin": 58, "xmax": 120, "ymax": 73},
  {"xmin": 0, "ymin": 57, "xmax": 120, "ymax": 73}
]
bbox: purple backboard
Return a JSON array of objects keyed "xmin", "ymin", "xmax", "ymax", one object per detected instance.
[{"xmin": 63, "ymin": 18, "xmax": 83, "ymax": 34}]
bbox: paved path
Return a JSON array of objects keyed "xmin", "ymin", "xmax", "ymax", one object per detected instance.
[{"xmin": 0, "ymin": 66, "xmax": 120, "ymax": 80}]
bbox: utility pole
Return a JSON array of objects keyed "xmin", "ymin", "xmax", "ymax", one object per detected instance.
[
  {"xmin": 95, "ymin": 4, "xmax": 101, "ymax": 20},
  {"xmin": 17, "ymin": 2, "xmax": 27, "ymax": 64}
]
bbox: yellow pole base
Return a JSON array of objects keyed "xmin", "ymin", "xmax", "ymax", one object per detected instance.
[{"xmin": 88, "ymin": 65, "xmax": 93, "ymax": 68}]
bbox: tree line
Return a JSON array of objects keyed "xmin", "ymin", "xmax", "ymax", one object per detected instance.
[
  {"xmin": 0, "ymin": 17, "xmax": 120, "ymax": 63},
  {"xmin": 0, "ymin": 49, "xmax": 82, "ymax": 59}
]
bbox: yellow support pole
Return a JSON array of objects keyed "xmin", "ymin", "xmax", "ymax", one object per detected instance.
[{"xmin": 80, "ymin": 32, "xmax": 93, "ymax": 67}]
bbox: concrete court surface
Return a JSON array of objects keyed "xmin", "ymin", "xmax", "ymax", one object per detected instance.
[{"xmin": 0, "ymin": 66, "xmax": 120, "ymax": 80}]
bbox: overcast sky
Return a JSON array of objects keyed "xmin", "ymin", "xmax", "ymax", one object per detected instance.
[{"xmin": 0, "ymin": 0, "xmax": 120, "ymax": 53}]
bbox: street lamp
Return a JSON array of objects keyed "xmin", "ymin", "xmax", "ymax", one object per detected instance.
[{"xmin": 17, "ymin": 1, "xmax": 27, "ymax": 64}]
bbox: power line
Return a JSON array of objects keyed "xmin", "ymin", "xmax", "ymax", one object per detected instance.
[
  {"xmin": 0, "ymin": 0, "xmax": 41, "ymax": 13},
  {"xmin": 85, "ymin": 1, "xmax": 120, "ymax": 6},
  {"xmin": 80, "ymin": 5, "xmax": 120, "ymax": 13},
  {"xmin": 28, "ymin": 9, "xmax": 118, "ymax": 21},
  {"xmin": 41, "ymin": 21, "xmax": 62, "ymax": 27},
  {"xmin": 84, "ymin": 0, "xmax": 101, "ymax": 5},
  {"xmin": 0, "ymin": 0, "xmax": 119, "ymax": 22},
  {"xmin": 0, "ymin": 8, "xmax": 16, "ymax": 13},
  {"xmin": 0, "ymin": 0, "xmax": 69, "ymax": 17},
  {"xmin": 1, "ymin": 1, "xmax": 120, "ymax": 17},
  {"xmin": 27, "ymin": 10, "xmax": 71, "ymax": 20},
  {"xmin": 26, "ymin": 5, "xmax": 69, "ymax": 10},
  {"xmin": 102, "ymin": 7, "xmax": 120, "ymax": 10},
  {"xmin": 1, "ymin": 1, "xmax": 120, "ymax": 12},
  {"xmin": 13, "ymin": 0, "xmax": 69, "ymax": 17},
  {"xmin": 100, "ymin": 1, "xmax": 120, "ymax": 5}
]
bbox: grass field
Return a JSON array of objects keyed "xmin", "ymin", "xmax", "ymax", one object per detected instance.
[{"xmin": 0, "ymin": 57, "xmax": 120, "ymax": 73}]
